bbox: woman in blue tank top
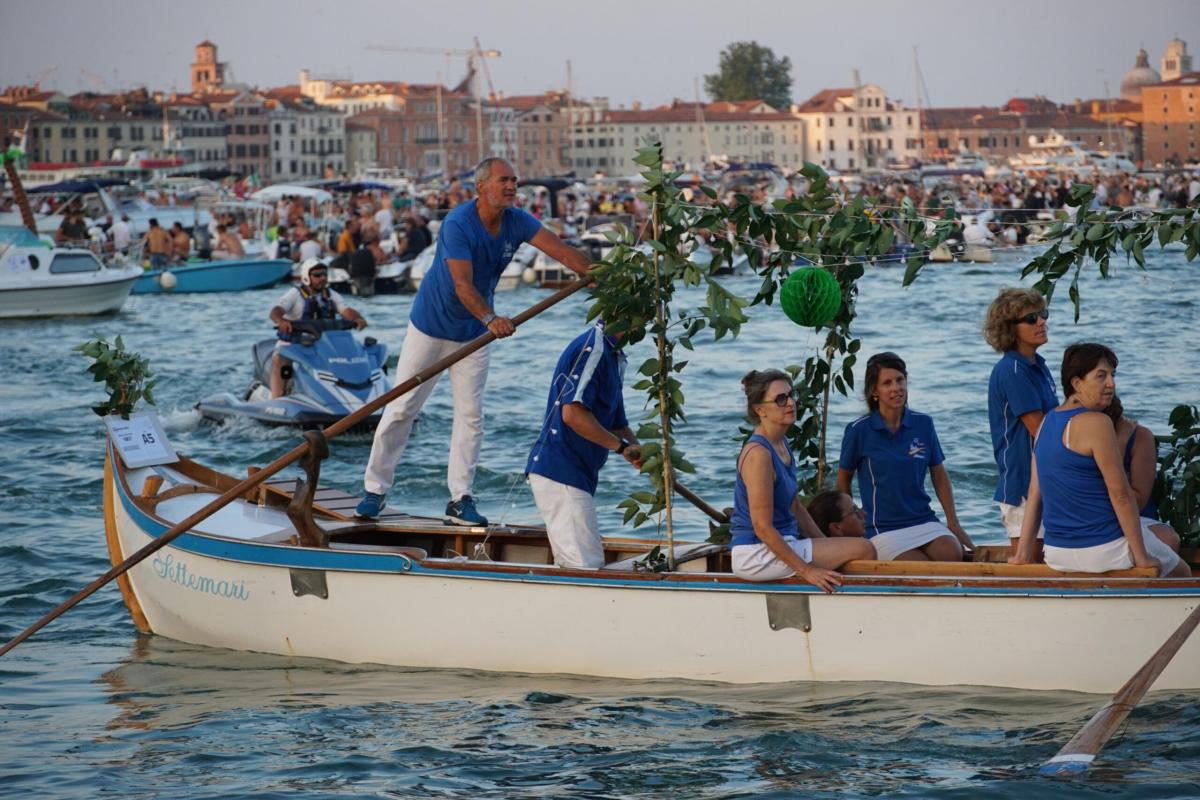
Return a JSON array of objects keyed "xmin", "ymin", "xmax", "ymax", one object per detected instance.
[
  {"xmin": 730, "ymin": 369, "xmax": 874, "ymax": 591},
  {"xmin": 1010, "ymin": 344, "xmax": 1186, "ymax": 577}
]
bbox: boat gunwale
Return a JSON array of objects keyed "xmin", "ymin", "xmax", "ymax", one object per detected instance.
[{"xmin": 110, "ymin": 450, "xmax": 1200, "ymax": 597}]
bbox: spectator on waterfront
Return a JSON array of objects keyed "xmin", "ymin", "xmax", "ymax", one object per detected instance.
[
  {"xmin": 374, "ymin": 199, "xmax": 394, "ymax": 237},
  {"xmin": 337, "ymin": 217, "xmax": 360, "ymax": 255},
  {"xmin": 806, "ymin": 490, "xmax": 867, "ymax": 538},
  {"xmin": 212, "ymin": 224, "xmax": 245, "ymax": 260},
  {"xmin": 837, "ymin": 352, "xmax": 975, "ymax": 561},
  {"xmin": 268, "ymin": 225, "xmax": 293, "ymax": 261},
  {"xmin": 731, "ymin": 369, "xmax": 874, "ymax": 589},
  {"xmin": 984, "ymin": 288, "xmax": 1058, "ymax": 557},
  {"xmin": 355, "ymin": 157, "xmax": 593, "ymax": 524},
  {"xmin": 111, "ymin": 214, "xmax": 132, "ymax": 254},
  {"xmin": 1104, "ymin": 395, "xmax": 1183, "ymax": 555},
  {"xmin": 267, "ymin": 259, "xmax": 367, "ymax": 398},
  {"xmin": 298, "ymin": 230, "xmax": 323, "ymax": 262},
  {"xmin": 1011, "ymin": 344, "xmax": 1187, "ymax": 577},
  {"xmin": 396, "ymin": 215, "xmax": 431, "ymax": 261},
  {"xmin": 525, "ymin": 321, "xmax": 641, "ymax": 569},
  {"xmin": 170, "ymin": 222, "xmax": 191, "ymax": 262},
  {"xmin": 142, "ymin": 218, "xmax": 173, "ymax": 270}
]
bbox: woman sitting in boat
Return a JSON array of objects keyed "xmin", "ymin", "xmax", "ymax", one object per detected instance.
[
  {"xmin": 983, "ymin": 287, "xmax": 1058, "ymax": 559},
  {"xmin": 1010, "ymin": 344, "xmax": 1187, "ymax": 577},
  {"xmin": 837, "ymin": 352, "xmax": 975, "ymax": 561},
  {"xmin": 1104, "ymin": 394, "xmax": 1183, "ymax": 555},
  {"xmin": 806, "ymin": 490, "xmax": 866, "ymax": 538},
  {"xmin": 730, "ymin": 369, "xmax": 874, "ymax": 592}
]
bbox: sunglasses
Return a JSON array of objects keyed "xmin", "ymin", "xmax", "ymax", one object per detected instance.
[
  {"xmin": 1016, "ymin": 308, "xmax": 1049, "ymax": 325},
  {"xmin": 761, "ymin": 388, "xmax": 800, "ymax": 407},
  {"xmin": 309, "ymin": 270, "xmax": 328, "ymax": 278}
]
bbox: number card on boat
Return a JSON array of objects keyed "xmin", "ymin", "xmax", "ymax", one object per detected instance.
[{"xmin": 104, "ymin": 411, "xmax": 178, "ymax": 468}]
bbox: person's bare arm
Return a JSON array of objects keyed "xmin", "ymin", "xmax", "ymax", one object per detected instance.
[
  {"xmin": 836, "ymin": 467, "xmax": 854, "ymax": 497},
  {"xmin": 530, "ymin": 228, "xmax": 592, "ymax": 277},
  {"xmin": 1128, "ymin": 425, "xmax": 1157, "ymax": 510},
  {"xmin": 930, "ymin": 463, "xmax": 974, "ymax": 550},
  {"xmin": 1019, "ymin": 409, "xmax": 1044, "ymax": 438},
  {"xmin": 339, "ymin": 306, "xmax": 367, "ymax": 329},
  {"xmin": 1080, "ymin": 413, "xmax": 1156, "ymax": 569},
  {"xmin": 561, "ymin": 403, "xmax": 641, "ymax": 467},
  {"xmin": 1009, "ymin": 457, "xmax": 1042, "ymax": 564},
  {"xmin": 269, "ymin": 304, "xmax": 293, "ymax": 334},
  {"xmin": 446, "ymin": 257, "xmax": 515, "ymax": 338}
]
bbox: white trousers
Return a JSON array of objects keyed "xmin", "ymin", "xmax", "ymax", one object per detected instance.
[
  {"xmin": 731, "ymin": 538, "xmax": 815, "ymax": 582},
  {"xmin": 1045, "ymin": 521, "xmax": 1183, "ymax": 578},
  {"xmin": 363, "ymin": 324, "xmax": 490, "ymax": 498},
  {"xmin": 529, "ymin": 473, "xmax": 605, "ymax": 570}
]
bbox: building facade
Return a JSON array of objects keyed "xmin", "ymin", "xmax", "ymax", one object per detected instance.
[
  {"xmin": 190, "ymin": 41, "xmax": 228, "ymax": 94},
  {"xmin": 265, "ymin": 91, "xmax": 346, "ymax": 181},
  {"xmin": 1141, "ymin": 73, "xmax": 1200, "ymax": 166},
  {"xmin": 791, "ymin": 84, "xmax": 922, "ymax": 171},
  {"xmin": 205, "ymin": 90, "xmax": 270, "ymax": 179}
]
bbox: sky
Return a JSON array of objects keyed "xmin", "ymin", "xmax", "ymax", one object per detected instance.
[{"xmin": 0, "ymin": 0, "xmax": 1196, "ymax": 110}]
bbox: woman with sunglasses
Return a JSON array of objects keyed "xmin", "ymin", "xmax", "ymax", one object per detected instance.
[
  {"xmin": 1010, "ymin": 344, "xmax": 1187, "ymax": 577},
  {"xmin": 730, "ymin": 370, "xmax": 875, "ymax": 592},
  {"xmin": 983, "ymin": 288, "xmax": 1058, "ymax": 557},
  {"xmin": 837, "ymin": 352, "xmax": 975, "ymax": 561}
]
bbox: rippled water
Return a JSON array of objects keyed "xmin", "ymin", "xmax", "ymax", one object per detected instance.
[{"xmin": 1, "ymin": 248, "xmax": 1198, "ymax": 796}]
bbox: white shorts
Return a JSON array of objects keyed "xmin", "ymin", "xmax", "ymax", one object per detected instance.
[
  {"xmin": 731, "ymin": 537, "xmax": 814, "ymax": 582},
  {"xmin": 1044, "ymin": 522, "xmax": 1183, "ymax": 577},
  {"xmin": 529, "ymin": 473, "xmax": 604, "ymax": 570},
  {"xmin": 870, "ymin": 520, "xmax": 954, "ymax": 561},
  {"xmin": 999, "ymin": 500, "xmax": 1044, "ymax": 540}
]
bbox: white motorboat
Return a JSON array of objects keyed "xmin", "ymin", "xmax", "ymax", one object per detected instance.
[{"xmin": 0, "ymin": 226, "xmax": 142, "ymax": 318}]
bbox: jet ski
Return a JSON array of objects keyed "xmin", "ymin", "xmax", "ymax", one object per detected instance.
[{"xmin": 197, "ymin": 318, "xmax": 391, "ymax": 428}]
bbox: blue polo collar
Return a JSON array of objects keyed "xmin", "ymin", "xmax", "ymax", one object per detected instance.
[{"xmin": 869, "ymin": 407, "xmax": 912, "ymax": 432}]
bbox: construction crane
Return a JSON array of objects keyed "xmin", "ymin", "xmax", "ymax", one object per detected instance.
[{"xmin": 365, "ymin": 41, "xmax": 502, "ymax": 166}]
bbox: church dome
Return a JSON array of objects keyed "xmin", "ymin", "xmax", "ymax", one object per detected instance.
[{"xmin": 1120, "ymin": 48, "xmax": 1161, "ymax": 100}]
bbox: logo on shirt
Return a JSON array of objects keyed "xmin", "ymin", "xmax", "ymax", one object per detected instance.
[
  {"xmin": 502, "ymin": 243, "xmax": 514, "ymax": 261},
  {"xmin": 907, "ymin": 438, "xmax": 928, "ymax": 459}
]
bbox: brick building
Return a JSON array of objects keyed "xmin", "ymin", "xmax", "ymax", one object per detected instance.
[{"xmin": 1141, "ymin": 73, "xmax": 1200, "ymax": 166}]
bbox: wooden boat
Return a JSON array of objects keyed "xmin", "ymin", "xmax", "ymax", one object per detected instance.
[{"xmin": 104, "ymin": 444, "xmax": 1200, "ymax": 693}]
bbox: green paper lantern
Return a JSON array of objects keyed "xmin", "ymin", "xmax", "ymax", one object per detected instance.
[{"xmin": 779, "ymin": 267, "xmax": 841, "ymax": 328}]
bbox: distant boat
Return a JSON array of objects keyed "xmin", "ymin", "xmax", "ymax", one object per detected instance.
[
  {"xmin": 0, "ymin": 226, "xmax": 141, "ymax": 318},
  {"xmin": 131, "ymin": 258, "xmax": 292, "ymax": 294}
]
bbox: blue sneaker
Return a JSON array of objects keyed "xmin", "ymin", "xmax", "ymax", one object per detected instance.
[
  {"xmin": 444, "ymin": 495, "xmax": 488, "ymax": 526},
  {"xmin": 355, "ymin": 491, "xmax": 387, "ymax": 519}
]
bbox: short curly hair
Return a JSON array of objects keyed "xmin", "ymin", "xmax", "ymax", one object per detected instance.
[{"xmin": 982, "ymin": 288, "xmax": 1046, "ymax": 352}]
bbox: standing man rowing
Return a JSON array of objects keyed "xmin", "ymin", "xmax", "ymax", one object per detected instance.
[{"xmin": 356, "ymin": 158, "xmax": 593, "ymax": 525}]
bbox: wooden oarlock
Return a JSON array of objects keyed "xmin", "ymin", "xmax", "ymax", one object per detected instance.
[{"xmin": 0, "ymin": 276, "xmax": 593, "ymax": 658}]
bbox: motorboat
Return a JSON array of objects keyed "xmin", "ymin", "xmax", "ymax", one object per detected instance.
[
  {"xmin": 131, "ymin": 258, "xmax": 293, "ymax": 294},
  {"xmin": 195, "ymin": 318, "xmax": 390, "ymax": 428},
  {"xmin": 102, "ymin": 441, "xmax": 1200, "ymax": 693},
  {"xmin": 0, "ymin": 226, "xmax": 141, "ymax": 318}
]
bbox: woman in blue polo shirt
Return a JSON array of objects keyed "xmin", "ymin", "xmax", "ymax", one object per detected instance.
[
  {"xmin": 983, "ymin": 287, "xmax": 1058, "ymax": 556},
  {"xmin": 730, "ymin": 369, "xmax": 874, "ymax": 591},
  {"xmin": 1010, "ymin": 343, "xmax": 1186, "ymax": 577},
  {"xmin": 837, "ymin": 352, "xmax": 975, "ymax": 561}
]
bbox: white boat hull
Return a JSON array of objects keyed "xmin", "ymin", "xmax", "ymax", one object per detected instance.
[
  {"xmin": 106, "ymin": 454, "xmax": 1200, "ymax": 693},
  {"xmin": 0, "ymin": 273, "xmax": 137, "ymax": 318}
]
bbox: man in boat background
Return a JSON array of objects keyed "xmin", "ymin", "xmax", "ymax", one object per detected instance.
[
  {"xmin": 355, "ymin": 157, "xmax": 592, "ymax": 526},
  {"xmin": 267, "ymin": 258, "xmax": 367, "ymax": 398},
  {"xmin": 526, "ymin": 321, "xmax": 641, "ymax": 569}
]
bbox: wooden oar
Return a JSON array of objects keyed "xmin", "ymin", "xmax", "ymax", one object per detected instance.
[
  {"xmin": 674, "ymin": 481, "xmax": 729, "ymax": 525},
  {"xmin": 1039, "ymin": 602, "xmax": 1200, "ymax": 777},
  {"xmin": 0, "ymin": 276, "xmax": 592, "ymax": 658}
]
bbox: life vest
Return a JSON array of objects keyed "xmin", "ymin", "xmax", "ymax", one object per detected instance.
[{"xmin": 299, "ymin": 285, "xmax": 337, "ymax": 321}]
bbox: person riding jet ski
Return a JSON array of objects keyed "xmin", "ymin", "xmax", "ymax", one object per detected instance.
[{"xmin": 269, "ymin": 258, "xmax": 367, "ymax": 398}]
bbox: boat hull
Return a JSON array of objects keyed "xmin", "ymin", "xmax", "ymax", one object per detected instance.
[
  {"xmin": 105, "ymin": 452, "xmax": 1200, "ymax": 693},
  {"xmin": 0, "ymin": 274, "xmax": 137, "ymax": 318},
  {"xmin": 132, "ymin": 259, "xmax": 292, "ymax": 294}
]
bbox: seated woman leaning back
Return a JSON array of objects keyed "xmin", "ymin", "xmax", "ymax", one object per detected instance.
[
  {"xmin": 729, "ymin": 369, "xmax": 874, "ymax": 591},
  {"xmin": 1010, "ymin": 343, "xmax": 1188, "ymax": 577}
]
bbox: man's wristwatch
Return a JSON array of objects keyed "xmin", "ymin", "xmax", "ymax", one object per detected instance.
[
  {"xmin": 615, "ymin": 439, "xmax": 630, "ymax": 454},
  {"xmin": 481, "ymin": 312, "xmax": 497, "ymax": 326}
]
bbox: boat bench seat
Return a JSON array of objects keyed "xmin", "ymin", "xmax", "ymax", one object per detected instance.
[
  {"xmin": 842, "ymin": 559, "xmax": 1158, "ymax": 578},
  {"xmin": 603, "ymin": 542, "xmax": 727, "ymax": 571}
]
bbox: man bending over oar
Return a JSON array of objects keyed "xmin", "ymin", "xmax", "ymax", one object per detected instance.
[
  {"xmin": 357, "ymin": 157, "xmax": 592, "ymax": 525},
  {"xmin": 525, "ymin": 320, "xmax": 641, "ymax": 568}
]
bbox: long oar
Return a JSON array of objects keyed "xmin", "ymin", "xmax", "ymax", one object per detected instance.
[
  {"xmin": 1039, "ymin": 602, "xmax": 1200, "ymax": 777},
  {"xmin": 0, "ymin": 276, "xmax": 592, "ymax": 658},
  {"xmin": 674, "ymin": 481, "xmax": 728, "ymax": 525}
]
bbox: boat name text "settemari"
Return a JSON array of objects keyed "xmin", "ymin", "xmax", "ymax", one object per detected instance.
[{"xmin": 152, "ymin": 554, "xmax": 250, "ymax": 601}]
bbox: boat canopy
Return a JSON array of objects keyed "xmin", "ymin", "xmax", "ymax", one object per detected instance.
[
  {"xmin": 330, "ymin": 181, "xmax": 393, "ymax": 193},
  {"xmin": 26, "ymin": 178, "xmax": 130, "ymax": 194},
  {"xmin": 250, "ymin": 185, "xmax": 333, "ymax": 203}
]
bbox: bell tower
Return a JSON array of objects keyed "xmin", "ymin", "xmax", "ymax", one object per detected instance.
[{"xmin": 191, "ymin": 41, "xmax": 227, "ymax": 93}]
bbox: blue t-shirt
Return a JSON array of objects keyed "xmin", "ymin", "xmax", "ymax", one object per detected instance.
[
  {"xmin": 730, "ymin": 434, "xmax": 800, "ymax": 546},
  {"xmin": 525, "ymin": 324, "xmax": 628, "ymax": 495},
  {"xmin": 839, "ymin": 408, "xmax": 945, "ymax": 537},
  {"xmin": 409, "ymin": 200, "xmax": 542, "ymax": 341},
  {"xmin": 1036, "ymin": 407, "xmax": 1124, "ymax": 549},
  {"xmin": 988, "ymin": 350, "xmax": 1058, "ymax": 505}
]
